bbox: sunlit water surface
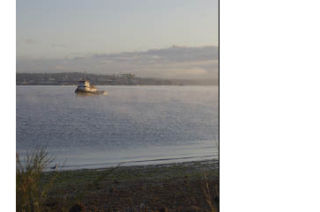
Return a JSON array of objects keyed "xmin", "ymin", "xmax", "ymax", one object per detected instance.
[{"xmin": 17, "ymin": 86, "xmax": 218, "ymax": 170}]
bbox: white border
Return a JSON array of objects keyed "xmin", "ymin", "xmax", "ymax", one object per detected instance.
[
  {"xmin": 0, "ymin": 0, "xmax": 16, "ymax": 211},
  {"xmin": 221, "ymin": 0, "xmax": 320, "ymax": 211}
]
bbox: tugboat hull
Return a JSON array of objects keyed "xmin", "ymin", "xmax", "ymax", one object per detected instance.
[{"xmin": 75, "ymin": 89, "xmax": 107, "ymax": 95}]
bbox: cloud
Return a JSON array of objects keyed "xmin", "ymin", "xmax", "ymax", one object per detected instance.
[
  {"xmin": 51, "ymin": 43, "xmax": 68, "ymax": 48},
  {"xmin": 24, "ymin": 39, "xmax": 37, "ymax": 45},
  {"xmin": 92, "ymin": 46, "xmax": 218, "ymax": 64},
  {"xmin": 144, "ymin": 67, "xmax": 208, "ymax": 79},
  {"xmin": 17, "ymin": 46, "xmax": 218, "ymax": 80}
]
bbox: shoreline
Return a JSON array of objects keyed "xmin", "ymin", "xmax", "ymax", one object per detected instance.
[
  {"xmin": 43, "ymin": 159, "xmax": 219, "ymax": 211},
  {"xmin": 50, "ymin": 156, "xmax": 218, "ymax": 171}
]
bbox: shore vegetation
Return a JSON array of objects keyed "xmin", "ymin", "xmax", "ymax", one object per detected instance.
[{"xmin": 17, "ymin": 149, "xmax": 219, "ymax": 212}]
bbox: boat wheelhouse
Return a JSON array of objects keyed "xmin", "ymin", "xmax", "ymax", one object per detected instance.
[
  {"xmin": 75, "ymin": 80, "xmax": 107, "ymax": 95},
  {"xmin": 75, "ymin": 80, "xmax": 97, "ymax": 93}
]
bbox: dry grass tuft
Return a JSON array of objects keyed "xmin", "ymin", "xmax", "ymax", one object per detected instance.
[
  {"xmin": 202, "ymin": 173, "xmax": 219, "ymax": 212},
  {"xmin": 16, "ymin": 148, "xmax": 56, "ymax": 212}
]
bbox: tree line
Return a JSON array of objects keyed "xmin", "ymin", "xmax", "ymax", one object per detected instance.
[{"xmin": 16, "ymin": 72, "xmax": 216, "ymax": 86}]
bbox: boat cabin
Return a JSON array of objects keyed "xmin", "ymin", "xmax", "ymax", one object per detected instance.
[
  {"xmin": 75, "ymin": 80, "xmax": 105, "ymax": 94},
  {"xmin": 78, "ymin": 80, "xmax": 91, "ymax": 88}
]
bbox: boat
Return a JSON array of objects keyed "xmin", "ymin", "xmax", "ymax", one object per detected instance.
[{"xmin": 75, "ymin": 80, "xmax": 107, "ymax": 95}]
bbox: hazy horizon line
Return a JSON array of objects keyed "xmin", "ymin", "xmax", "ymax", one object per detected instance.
[{"xmin": 17, "ymin": 45, "xmax": 218, "ymax": 60}]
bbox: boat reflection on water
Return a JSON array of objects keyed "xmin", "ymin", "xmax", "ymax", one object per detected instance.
[{"xmin": 75, "ymin": 80, "xmax": 107, "ymax": 96}]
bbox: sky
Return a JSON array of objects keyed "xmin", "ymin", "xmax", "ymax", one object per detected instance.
[{"xmin": 17, "ymin": 0, "xmax": 218, "ymax": 79}]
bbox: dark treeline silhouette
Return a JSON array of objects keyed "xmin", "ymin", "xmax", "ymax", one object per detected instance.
[{"xmin": 16, "ymin": 72, "xmax": 217, "ymax": 86}]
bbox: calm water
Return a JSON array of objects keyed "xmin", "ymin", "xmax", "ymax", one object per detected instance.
[{"xmin": 17, "ymin": 86, "xmax": 218, "ymax": 170}]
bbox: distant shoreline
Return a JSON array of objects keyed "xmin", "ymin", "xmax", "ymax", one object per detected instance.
[
  {"xmin": 16, "ymin": 72, "xmax": 218, "ymax": 86},
  {"xmin": 16, "ymin": 84, "xmax": 217, "ymax": 86}
]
